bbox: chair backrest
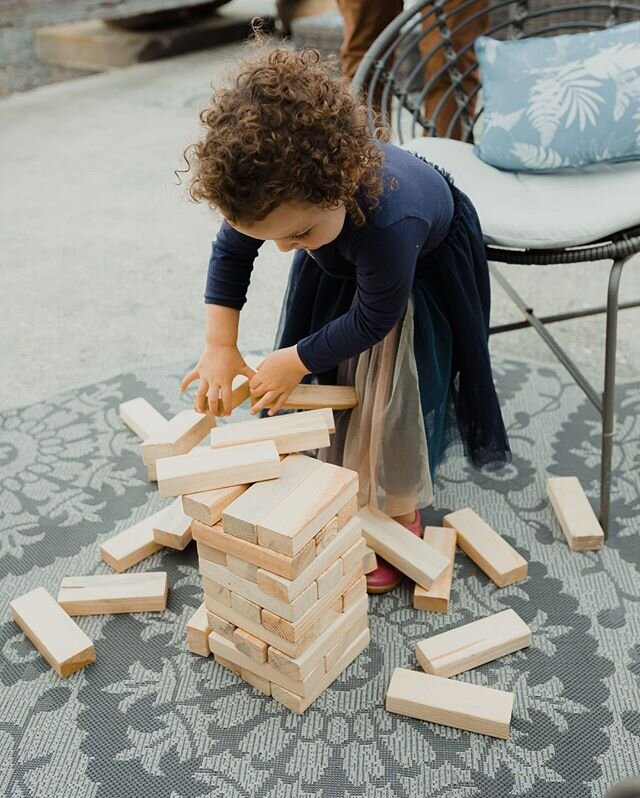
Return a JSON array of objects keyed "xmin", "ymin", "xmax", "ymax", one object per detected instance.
[{"xmin": 351, "ymin": 0, "xmax": 640, "ymax": 142}]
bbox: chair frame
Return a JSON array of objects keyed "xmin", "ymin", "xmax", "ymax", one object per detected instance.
[{"xmin": 352, "ymin": 0, "xmax": 640, "ymax": 536}]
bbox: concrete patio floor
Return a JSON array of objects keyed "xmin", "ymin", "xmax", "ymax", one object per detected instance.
[{"xmin": 1, "ymin": 30, "xmax": 639, "ymax": 413}]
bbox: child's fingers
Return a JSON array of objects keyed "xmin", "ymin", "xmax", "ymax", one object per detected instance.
[
  {"xmin": 250, "ymin": 390, "xmax": 279, "ymax": 416},
  {"xmin": 267, "ymin": 393, "xmax": 288, "ymax": 417},
  {"xmin": 180, "ymin": 369, "xmax": 198, "ymax": 393},
  {"xmin": 220, "ymin": 383, "xmax": 232, "ymax": 416},
  {"xmin": 194, "ymin": 379, "xmax": 209, "ymax": 413},
  {"xmin": 206, "ymin": 383, "xmax": 221, "ymax": 415}
]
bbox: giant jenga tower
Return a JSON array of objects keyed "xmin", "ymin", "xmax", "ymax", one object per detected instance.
[{"xmin": 157, "ymin": 408, "xmax": 372, "ymax": 713}]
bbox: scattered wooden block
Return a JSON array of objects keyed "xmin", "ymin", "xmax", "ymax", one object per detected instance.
[
  {"xmin": 362, "ymin": 547, "xmax": 378, "ymax": 574},
  {"xmin": 206, "ymin": 611, "xmax": 236, "ymax": 642},
  {"xmin": 57, "ymin": 572, "xmax": 168, "ymax": 615},
  {"xmin": 182, "ymin": 483, "xmax": 247, "ymax": 525},
  {"xmin": 141, "ymin": 409, "xmax": 216, "ymax": 465},
  {"xmin": 10, "ymin": 587, "xmax": 95, "ymax": 678},
  {"xmin": 156, "ymin": 440, "xmax": 281, "ymax": 498},
  {"xmin": 222, "ymin": 454, "xmax": 323, "ymax": 543},
  {"xmin": 193, "ymin": 520, "xmax": 316, "ymax": 581},
  {"xmin": 341, "ymin": 574, "xmax": 367, "ymax": 611},
  {"xmin": 547, "ymin": 476, "xmax": 605, "ymax": 551},
  {"xmin": 316, "ymin": 559, "xmax": 343, "ymax": 598},
  {"xmin": 443, "ymin": 508, "xmax": 528, "ymax": 588},
  {"xmin": 152, "ymin": 498, "xmax": 192, "ymax": 550},
  {"xmin": 413, "ymin": 527, "xmax": 456, "ymax": 612},
  {"xmin": 226, "ymin": 554, "xmax": 259, "ymax": 582},
  {"xmin": 119, "ymin": 397, "xmax": 167, "ymax": 440},
  {"xmin": 279, "ymin": 384, "xmax": 358, "ymax": 411},
  {"xmin": 202, "ymin": 576, "xmax": 232, "ymax": 607},
  {"xmin": 230, "ymin": 592, "xmax": 263, "ymax": 625},
  {"xmin": 232, "ymin": 628, "xmax": 268, "ymax": 664},
  {"xmin": 196, "ymin": 540, "xmax": 227, "ymax": 566},
  {"xmin": 257, "ymin": 461, "xmax": 359, "ymax": 556},
  {"xmin": 415, "ymin": 608, "xmax": 531, "ymax": 678},
  {"xmin": 386, "ymin": 668, "xmax": 513, "ymax": 739},
  {"xmin": 186, "ymin": 603, "xmax": 211, "ymax": 657},
  {"xmin": 210, "ymin": 408, "xmax": 332, "ymax": 455},
  {"xmin": 358, "ymin": 506, "xmax": 449, "ymax": 590},
  {"xmin": 100, "ymin": 507, "xmax": 166, "ymax": 572}
]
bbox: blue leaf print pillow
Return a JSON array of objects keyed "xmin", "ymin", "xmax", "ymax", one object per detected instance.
[{"xmin": 474, "ymin": 20, "xmax": 640, "ymax": 172}]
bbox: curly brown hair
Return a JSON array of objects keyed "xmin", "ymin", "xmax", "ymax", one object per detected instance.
[{"xmin": 181, "ymin": 47, "xmax": 388, "ymax": 227}]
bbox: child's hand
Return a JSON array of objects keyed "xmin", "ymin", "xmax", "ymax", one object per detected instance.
[
  {"xmin": 180, "ymin": 345, "xmax": 255, "ymax": 415},
  {"xmin": 249, "ymin": 346, "xmax": 310, "ymax": 416}
]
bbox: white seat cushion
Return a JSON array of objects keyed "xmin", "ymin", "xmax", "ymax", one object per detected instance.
[{"xmin": 402, "ymin": 137, "xmax": 640, "ymax": 249}]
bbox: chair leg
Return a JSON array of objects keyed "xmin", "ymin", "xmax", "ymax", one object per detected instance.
[{"xmin": 599, "ymin": 257, "xmax": 628, "ymax": 537}]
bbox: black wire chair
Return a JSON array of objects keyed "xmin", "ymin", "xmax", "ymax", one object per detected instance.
[{"xmin": 352, "ymin": 0, "xmax": 640, "ymax": 536}]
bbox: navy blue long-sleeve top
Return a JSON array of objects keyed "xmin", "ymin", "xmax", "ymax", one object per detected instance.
[{"xmin": 204, "ymin": 143, "xmax": 455, "ymax": 374}]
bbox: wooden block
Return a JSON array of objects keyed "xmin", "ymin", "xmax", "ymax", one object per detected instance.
[
  {"xmin": 210, "ymin": 408, "xmax": 332, "ymax": 455},
  {"xmin": 324, "ymin": 609, "xmax": 369, "ymax": 671},
  {"xmin": 57, "ymin": 572, "xmax": 168, "ymax": 615},
  {"xmin": 256, "ymin": 517, "xmax": 361, "ymax": 602},
  {"xmin": 415, "ymin": 608, "xmax": 531, "ymax": 678},
  {"xmin": 200, "ymin": 557, "xmax": 318, "ymax": 622},
  {"xmin": 316, "ymin": 559, "xmax": 343, "ymax": 598},
  {"xmin": 156, "ymin": 440, "xmax": 281, "ymax": 498},
  {"xmin": 147, "ymin": 463, "xmax": 157, "ymax": 482},
  {"xmin": 196, "ymin": 540, "xmax": 227, "ymax": 566},
  {"xmin": 315, "ymin": 516, "xmax": 339, "ymax": 552},
  {"xmin": 182, "ymin": 483, "xmax": 247, "ymax": 526},
  {"xmin": 547, "ymin": 476, "xmax": 605, "ymax": 551},
  {"xmin": 271, "ymin": 627, "xmax": 370, "ymax": 714},
  {"xmin": 341, "ymin": 574, "xmax": 367, "ymax": 611},
  {"xmin": 232, "ymin": 628, "xmax": 268, "ymax": 663},
  {"xmin": 226, "ymin": 554, "xmax": 259, "ymax": 582},
  {"xmin": 341, "ymin": 537, "xmax": 368, "ymax": 575},
  {"xmin": 206, "ymin": 611, "xmax": 236, "ymax": 642},
  {"xmin": 186, "ymin": 603, "xmax": 211, "ymax": 657},
  {"xmin": 267, "ymin": 594, "xmax": 368, "ymax": 680},
  {"xmin": 214, "ymin": 654, "xmax": 242, "ymax": 676},
  {"xmin": 202, "ymin": 576, "xmax": 231, "ymax": 607},
  {"xmin": 10, "ymin": 587, "xmax": 95, "ymax": 678},
  {"xmin": 240, "ymin": 667, "xmax": 271, "ymax": 695},
  {"xmin": 216, "ymin": 371, "xmax": 252, "ymax": 416},
  {"xmin": 386, "ymin": 668, "xmax": 513, "ymax": 739},
  {"xmin": 230, "ymin": 592, "xmax": 263, "ymax": 625},
  {"xmin": 193, "ymin": 520, "xmax": 316, "ymax": 581},
  {"xmin": 337, "ymin": 494, "xmax": 359, "ymax": 529},
  {"xmin": 152, "ymin": 497, "xmax": 192, "ymax": 550},
  {"xmin": 257, "ymin": 462, "xmax": 359, "ymax": 556},
  {"xmin": 141, "ymin": 409, "xmax": 216, "ymax": 465},
  {"xmin": 100, "ymin": 508, "xmax": 165, "ymax": 572},
  {"xmin": 358, "ymin": 506, "xmax": 449, "ymax": 590},
  {"xmin": 281, "ymin": 384, "xmax": 358, "ymax": 411},
  {"xmin": 413, "ymin": 527, "xmax": 456, "ymax": 613},
  {"xmin": 222, "ymin": 454, "xmax": 323, "ymax": 543},
  {"xmin": 119, "ymin": 397, "xmax": 167, "ymax": 440},
  {"xmin": 443, "ymin": 508, "xmax": 528, "ymax": 588},
  {"xmin": 363, "ymin": 547, "xmax": 378, "ymax": 575}
]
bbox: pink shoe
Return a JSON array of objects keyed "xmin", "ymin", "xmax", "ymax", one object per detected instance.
[{"xmin": 366, "ymin": 511, "xmax": 422, "ymax": 594}]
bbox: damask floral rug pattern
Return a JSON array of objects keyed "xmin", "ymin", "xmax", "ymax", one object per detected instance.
[{"xmin": 1, "ymin": 355, "xmax": 639, "ymax": 797}]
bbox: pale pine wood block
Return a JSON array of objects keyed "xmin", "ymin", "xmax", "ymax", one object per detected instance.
[
  {"xmin": 147, "ymin": 463, "xmax": 158, "ymax": 482},
  {"xmin": 196, "ymin": 540, "xmax": 227, "ymax": 566},
  {"xmin": 363, "ymin": 547, "xmax": 378, "ymax": 575},
  {"xmin": 57, "ymin": 572, "xmax": 168, "ymax": 615},
  {"xmin": 215, "ymin": 371, "xmax": 252, "ymax": 416},
  {"xmin": 226, "ymin": 554, "xmax": 259, "ymax": 583},
  {"xmin": 119, "ymin": 397, "xmax": 167, "ymax": 440},
  {"xmin": 257, "ymin": 462, "xmax": 359, "ymax": 556},
  {"xmin": 413, "ymin": 527, "xmax": 457, "ymax": 613},
  {"xmin": 257, "ymin": 517, "xmax": 362, "ymax": 603},
  {"xmin": 206, "ymin": 611, "xmax": 236, "ymax": 642},
  {"xmin": 214, "ymin": 654, "xmax": 242, "ymax": 676},
  {"xmin": 186, "ymin": 603, "xmax": 211, "ymax": 657},
  {"xmin": 315, "ymin": 516, "xmax": 339, "ymax": 553},
  {"xmin": 182, "ymin": 484, "xmax": 247, "ymax": 526},
  {"xmin": 100, "ymin": 508, "xmax": 165, "ymax": 573},
  {"xmin": 358, "ymin": 505, "xmax": 450, "ymax": 590},
  {"xmin": 230, "ymin": 592, "xmax": 263, "ymax": 625},
  {"xmin": 416, "ymin": 608, "xmax": 531, "ymax": 678},
  {"xmin": 341, "ymin": 537, "xmax": 368, "ymax": 574},
  {"xmin": 141, "ymin": 409, "xmax": 216, "ymax": 465},
  {"xmin": 156, "ymin": 440, "xmax": 281, "ymax": 499},
  {"xmin": 386, "ymin": 668, "xmax": 513, "ymax": 739},
  {"xmin": 210, "ymin": 408, "xmax": 332, "ymax": 455},
  {"xmin": 341, "ymin": 574, "xmax": 367, "ymax": 612},
  {"xmin": 547, "ymin": 476, "xmax": 605, "ymax": 551},
  {"xmin": 336, "ymin": 494, "xmax": 359, "ymax": 529},
  {"xmin": 443, "ymin": 508, "xmax": 528, "ymax": 588},
  {"xmin": 316, "ymin": 558, "xmax": 343, "ymax": 598},
  {"xmin": 200, "ymin": 556, "xmax": 318, "ymax": 622},
  {"xmin": 324, "ymin": 609, "xmax": 369, "ymax": 672},
  {"xmin": 281, "ymin": 384, "xmax": 358, "ymax": 411},
  {"xmin": 192, "ymin": 519, "xmax": 316, "ymax": 581},
  {"xmin": 232, "ymin": 628, "xmax": 268, "ymax": 663},
  {"xmin": 202, "ymin": 576, "xmax": 231, "ymax": 607},
  {"xmin": 10, "ymin": 587, "xmax": 95, "ymax": 678},
  {"xmin": 240, "ymin": 667, "xmax": 271, "ymax": 695},
  {"xmin": 267, "ymin": 594, "xmax": 368, "ymax": 680},
  {"xmin": 152, "ymin": 498, "xmax": 192, "ymax": 550},
  {"xmin": 222, "ymin": 454, "xmax": 323, "ymax": 543},
  {"xmin": 271, "ymin": 627, "xmax": 370, "ymax": 714}
]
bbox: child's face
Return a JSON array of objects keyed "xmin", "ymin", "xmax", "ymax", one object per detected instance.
[{"xmin": 229, "ymin": 202, "xmax": 346, "ymax": 253}]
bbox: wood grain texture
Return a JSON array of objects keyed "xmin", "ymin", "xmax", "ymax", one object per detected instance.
[
  {"xmin": 100, "ymin": 507, "xmax": 166, "ymax": 572},
  {"xmin": 141, "ymin": 409, "xmax": 215, "ymax": 464},
  {"xmin": 57, "ymin": 572, "xmax": 168, "ymax": 615},
  {"xmin": 210, "ymin": 408, "xmax": 332, "ymax": 454},
  {"xmin": 386, "ymin": 668, "xmax": 513, "ymax": 738},
  {"xmin": 281, "ymin": 384, "xmax": 358, "ymax": 411},
  {"xmin": 182, "ymin": 484, "xmax": 247, "ymax": 525},
  {"xmin": 547, "ymin": 476, "xmax": 605, "ymax": 551},
  {"xmin": 119, "ymin": 397, "xmax": 167, "ymax": 440},
  {"xmin": 413, "ymin": 527, "xmax": 457, "ymax": 612},
  {"xmin": 152, "ymin": 497, "xmax": 192, "ymax": 550},
  {"xmin": 443, "ymin": 508, "xmax": 528, "ymax": 588},
  {"xmin": 186, "ymin": 603, "xmax": 211, "ymax": 657}
]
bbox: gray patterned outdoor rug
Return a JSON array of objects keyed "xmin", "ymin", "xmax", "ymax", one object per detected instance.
[{"xmin": 1, "ymin": 354, "xmax": 639, "ymax": 798}]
